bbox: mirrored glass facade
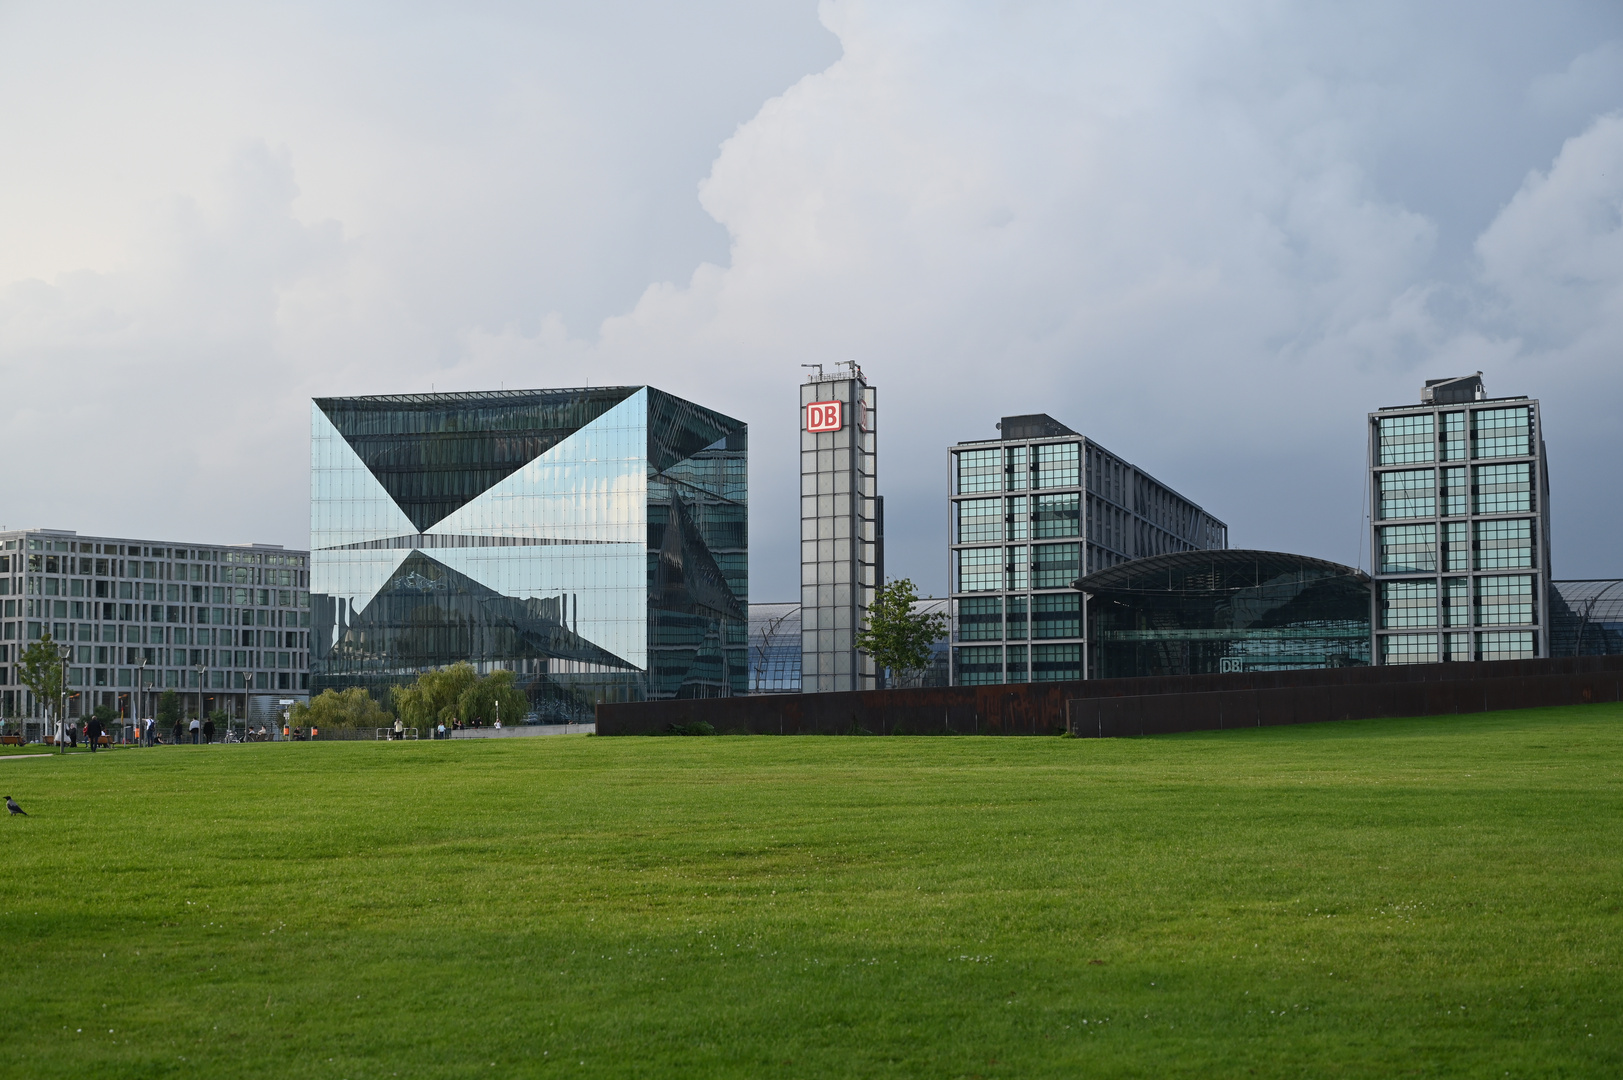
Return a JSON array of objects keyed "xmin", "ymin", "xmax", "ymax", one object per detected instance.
[
  {"xmin": 948, "ymin": 413, "xmax": 1227, "ymax": 685},
  {"xmin": 1369, "ymin": 376, "xmax": 1550, "ymax": 663},
  {"xmin": 310, "ymin": 387, "xmax": 747, "ymax": 720}
]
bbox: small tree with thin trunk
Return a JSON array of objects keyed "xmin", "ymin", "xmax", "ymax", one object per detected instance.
[
  {"xmin": 17, "ymin": 634, "xmax": 66, "ymax": 731},
  {"xmin": 855, "ymin": 578, "xmax": 949, "ymax": 687}
]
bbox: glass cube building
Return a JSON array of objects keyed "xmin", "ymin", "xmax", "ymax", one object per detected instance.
[
  {"xmin": 310, "ymin": 387, "xmax": 747, "ymax": 719},
  {"xmin": 948, "ymin": 413, "xmax": 1227, "ymax": 685},
  {"xmin": 1369, "ymin": 374, "xmax": 1552, "ymax": 664}
]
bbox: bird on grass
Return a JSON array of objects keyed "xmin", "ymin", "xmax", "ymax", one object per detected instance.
[{"xmin": 6, "ymin": 796, "xmax": 26, "ymax": 817}]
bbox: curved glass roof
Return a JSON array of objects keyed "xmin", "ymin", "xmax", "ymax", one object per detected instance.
[{"xmin": 1075, "ymin": 549, "xmax": 1369, "ymax": 597}]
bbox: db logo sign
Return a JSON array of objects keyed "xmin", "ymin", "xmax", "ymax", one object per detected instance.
[{"xmin": 805, "ymin": 400, "xmax": 843, "ymax": 433}]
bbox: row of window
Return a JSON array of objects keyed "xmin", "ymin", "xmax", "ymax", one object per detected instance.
[
  {"xmin": 955, "ymin": 543, "xmax": 1081, "ymax": 592},
  {"xmin": 0, "ymin": 554, "xmax": 306, "ymax": 587},
  {"xmin": 4, "ymin": 577, "xmax": 308, "ymax": 607},
  {"xmin": 955, "ymin": 494, "xmax": 1082, "ymax": 542},
  {"xmin": 1376, "ymin": 464, "xmax": 1533, "ymax": 520},
  {"xmin": 8, "ymin": 536, "xmax": 304, "ymax": 568},
  {"xmin": 956, "ymin": 443, "xmax": 1084, "ymax": 494},
  {"xmin": 4, "ymin": 622, "xmax": 306, "ymax": 648},
  {"xmin": 1376, "ymin": 406, "xmax": 1533, "ymax": 465},
  {"xmin": 953, "ymin": 644, "xmax": 1082, "ymax": 684},
  {"xmin": 5, "ymin": 601, "xmax": 308, "ymax": 630},
  {"xmin": 1378, "ymin": 519, "xmax": 1535, "ymax": 574},
  {"xmin": 1379, "ymin": 631, "xmax": 1535, "ymax": 664},
  {"xmin": 1379, "ymin": 576, "xmax": 1536, "ymax": 628},
  {"xmin": 956, "ymin": 594, "xmax": 1082, "ymax": 640},
  {"xmin": 0, "ymin": 656, "xmax": 306, "ymax": 690}
]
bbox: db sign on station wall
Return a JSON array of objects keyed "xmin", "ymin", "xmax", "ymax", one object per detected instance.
[{"xmin": 805, "ymin": 400, "xmax": 843, "ymax": 433}]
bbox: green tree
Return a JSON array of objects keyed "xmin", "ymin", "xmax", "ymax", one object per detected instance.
[
  {"xmin": 454, "ymin": 668, "xmax": 528, "ymax": 728},
  {"xmin": 392, "ymin": 662, "xmax": 478, "ymax": 730},
  {"xmin": 16, "ymin": 634, "xmax": 66, "ymax": 721},
  {"xmin": 855, "ymin": 578, "xmax": 949, "ymax": 685},
  {"xmin": 157, "ymin": 689, "xmax": 182, "ymax": 741},
  {"xmin": 289, "ymin": 688, "xmax": 392, "ymax": 731}
]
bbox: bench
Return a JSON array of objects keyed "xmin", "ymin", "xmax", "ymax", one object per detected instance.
[{"xmin": 0, "ymin": 735, "xmax": 23, "ymax": 746}]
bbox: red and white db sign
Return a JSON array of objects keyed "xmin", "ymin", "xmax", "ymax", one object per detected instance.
[{"xmin": 805, "ymin": 400, "xmax": 843, "ymax": 433}]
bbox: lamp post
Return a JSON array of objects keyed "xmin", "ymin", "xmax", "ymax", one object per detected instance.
[
  {"xmin": 243, "ymin": 670, "xmax": 254, "ymax": 739},
  {"xmin": 56, "ymin": 641, "xmax": 72, "ymax": 755},
  {"xmin": 196, "ymin": 663, "xmax": 207, "ymax": 744},
  {"xmin": 137, "ymin": 657, "xmax": 149, "ymax": 745}
]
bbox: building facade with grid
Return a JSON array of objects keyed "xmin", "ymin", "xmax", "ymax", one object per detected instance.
[
  {"xmin": 0, "ymin": 527, "xmax": 311, "ymax": 728},
  {"xmin": 799, "ymin": 368, "xmax": 880, "ymax": 693},
  {"xmin": 1369, "ymin": 374, "xmax": 1552, "ymax": 664},
  {"xmin": 948, "ymin": 414, "xmax": 1227, "ymax": 686}
]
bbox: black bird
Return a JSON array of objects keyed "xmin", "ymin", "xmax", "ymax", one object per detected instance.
[{"xmin": 6, "ymin": 796, "xmax": 26, "ymax": 817}]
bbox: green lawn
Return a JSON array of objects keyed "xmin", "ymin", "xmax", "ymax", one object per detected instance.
[{"xmin": 1, "ymin": 706, "xmax": 1620, "ymax": 1078}]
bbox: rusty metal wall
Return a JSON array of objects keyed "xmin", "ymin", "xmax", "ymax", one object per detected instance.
[{"xmin": 593, "ymin": 655, "xmax": 1623, "ymax": 735}]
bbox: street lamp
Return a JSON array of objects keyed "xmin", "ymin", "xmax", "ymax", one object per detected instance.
[
  {"xmin": 196, "ymin": 663, "xmax": 207, "ymax": 744},
  {"xmin": 244, "ymin": 670, "xmax": 254, "ymax": 739},
  {"xmin": 137, "ymin": 657, "xmax": 149, "ymax": 745},
  {"xmin": 56, "ymin": 641, "xmax": 72, "ymax": 755}
]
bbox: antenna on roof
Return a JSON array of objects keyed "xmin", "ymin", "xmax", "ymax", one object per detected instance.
[
  {"xmin": 838, "ymin": 359, "xmax": 864, "ymax": 381},
  {"xmin": 801, "ymin": 363, "xmax": 825, "ymax": 381}
]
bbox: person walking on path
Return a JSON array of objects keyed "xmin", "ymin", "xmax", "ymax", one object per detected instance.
[
  {"xmin": 87, "ymin": 716, "xmax": 102, "ymax": 753},
  {"xmin": 392, "ymin": 717, "xmax": 404, "ymax": 741},
  {"xmin": 189, "ymin": 717, "xmax": 200, "ymax": 745},
  {"xmin": 203, "ymin": 717, "xmax": 215, "ymax": 744}
]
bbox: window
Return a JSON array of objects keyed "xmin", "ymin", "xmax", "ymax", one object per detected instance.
[
  {"xmin": 1477, "ymin": 630, "xmax": 1534, "ymax": 660},
  {"xmin": 1442, "ymin": 521, "xmax": 1469, "ymax": 572},
  {"xmin": 1006, "ymin": 546, "xmax": 1028, "ymax": 591},
  {"xmin": 956, "ymin": 547, "xmax": 1002, "ymax": 592},
  {"xmin": 1441, "ymin": 467, "xmax": 1467, "ymax": 516},
  {"xmin": 1005, "ymin": 644, "xmax": 1027, "ymax": 681},
  {"xmin": 1035, "ymin": 442, "xmax": 1080, "ymax": 489},
  {"xmin": 1006, "ymin": 496, "xmax": 1028, "ymax": 540},
  {"xmin": 956, "ymin": 499, "xmax": 1003, "ymax": 543},
  {"xmin": 1005, "ymin": 446, "xmax": 1028, "ymax": 491},
  {"xmin": 1381, "ymin": 633, "xmax": 1437, "ymax": 664},
  {"xmin": 1034, "ymin": 493, "xmax": 1081, "ymax": 538},
  {"xmin": 957, "ymin": 597, "xmax": 1002, "ymax": 640},
  {"xmin": 1378, "ymin": 414, "xmax": 1434, "ymax": 465},
  {"xmin": 1474, "ymin": 519, "xmax": 1533, "ymax": 570},
  {"xmin": 1377, "ymin": 469, "xmax": 1435, "ymax": 520},
  {"xmin": 1441, "ymin": 411, "xmax": 1466, "ymax": 461},
  {"xmin": 1472, "ymin": 463, "xmax": 1532, "ymax": 515},
  {"xmin": 1472, "ymin": 406, "xmax": 1531, "ymax": 458},
  {"xmin": 1032, "ymin": 593, "xmax": 1081, "ymax": 638},
  {"xmin": 1476, "ymin": 575, "xmax": 1534, "ymax": 626},
  {"xmin": 954, "ymin": 645, "xmax": 1004, "ymax": 685},
  {"xmin": 1032, "ymin": 543, "xmax": 1079, "ymax": 588},
  {"xmin": 1005, "ymin": 595, "xmax": 1027, "ymax": 640},
  {"xmin": 1380, "ymin": 580, "xmax": 1436, "ymax": 629},
  {"xmin": 1378, "ymin": 524, "xmax": 1436, "ymax": 573},
  {"xmin": 956, "ymin": 449, "xmax": 1002, "ymax": 494},
  {"xmin": 1031, "ymin": 643, "xmax": 1081, "ymax": 681},
  {"xmin": 1443, "ymin": 578, "xmax": 1469, "ymax": 627}
]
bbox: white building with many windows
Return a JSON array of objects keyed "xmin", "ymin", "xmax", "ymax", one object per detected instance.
[
  {"xmin": 0, "ymin": 528, "xmax": 311, "ymax": 729},
  {"xmin": 1369, "ymin": 374, "xmax": 1552, "ymax": 663}
]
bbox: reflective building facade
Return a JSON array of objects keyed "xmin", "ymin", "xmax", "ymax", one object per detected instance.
[
  {"xmin": 310, "ymin": 387, "xmax": 747, "ymax": 718},
  {"xmin": 1550, "ymin": 580, "xmax": 1623, "ymax": 657},
  {"xmin": 1079, "ymin": 550, "xmax": 1371, "ymax": 679},
  {"xmin": 948, "ymin": 413, "xmax": 1227, "ymax": 685},
  {"xmin": 747, "ymin": 597, "xmax": 947, "ymax": 694},
  {"xmin": 1369, "ymin": 374, "xmax": 1552, "ymax": 664}
]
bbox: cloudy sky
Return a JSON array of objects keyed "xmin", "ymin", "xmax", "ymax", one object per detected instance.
[{"xmin": 3, "ymin": 0, "xmax": 1622, "ymax": 599}]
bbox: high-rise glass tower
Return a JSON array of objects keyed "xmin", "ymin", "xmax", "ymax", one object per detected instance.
[
  {"xmin": 948, "ymin": 414, "xmax": 1226, "ymax": 685},
  {"xmin": 1369, "ymin": 374, "xmax": 1551, "ymax": 663},
  {"xmin": 800, "ymin": 366, "xmax": 879, "ymax": 692},
  {"xmin": 310, "ymin": 386, "xmax": 747, "ymax": 718}
]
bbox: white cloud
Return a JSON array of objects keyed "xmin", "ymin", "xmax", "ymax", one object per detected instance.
[{"xmin": 2, "ymin": 0, "xmax": 1622, "ymax": 587}]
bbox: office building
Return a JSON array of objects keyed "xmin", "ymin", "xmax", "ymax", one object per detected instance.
[
  {"xmin": 310, "ymin": 386, "xmax": 747, "ymax": 719},
  {"xmin": 800, "ymin": 366, "xmax": 880, "ymax": 692},
  {"xmin": 1549, "ymin": 580, "xmax": 1623, "ymax": 657},
  {"xmin": 949, "ymin": 414, "xmax": 1227, "ymax": 685},
  {"xmin": 0, "ymin": 527, "xmax": 310, "ymax": 730},
  {"xmin": 1078, "ymin": 550, "xmax": 1371, "ymax": 678},
  {"xmin": 1369, "ymin": 374, "xmax": 1552, "ymax": 663}
]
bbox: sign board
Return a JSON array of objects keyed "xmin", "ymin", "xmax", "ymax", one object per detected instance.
[{"xmin": 805, "ymin": 400, "xmax": 843, "ymax": 433}]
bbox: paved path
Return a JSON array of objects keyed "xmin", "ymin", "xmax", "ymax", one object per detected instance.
[{"xmin": 448, "ymin": 723, "xmax": 596, "ymax": 739}]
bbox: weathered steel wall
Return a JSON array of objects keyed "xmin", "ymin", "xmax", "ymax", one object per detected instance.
[{"xmin": 594, "ymin": 655, "xmax": 1623, "ymax": 735}]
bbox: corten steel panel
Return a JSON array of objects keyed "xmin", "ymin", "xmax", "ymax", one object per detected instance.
[{"xmin": 594, "ymin": 655, "xmax": 1623, "ymax": 735}]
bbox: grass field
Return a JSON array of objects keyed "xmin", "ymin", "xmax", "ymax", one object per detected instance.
[{"xmin": 1, "ymin": 705, "xmax": 1620, "ymax": 1078}]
